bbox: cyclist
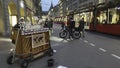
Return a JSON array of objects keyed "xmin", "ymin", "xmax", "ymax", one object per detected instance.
[{"xmin": 68, "ymin": 18, "xmax": 75, "ymax": 39}]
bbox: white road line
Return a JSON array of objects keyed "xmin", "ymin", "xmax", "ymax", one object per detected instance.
[
  {"xmin": 89, "ymin": 43, "xmax": 95, "ymax": 47},
  {"xmin": 99, "ymin": 48, "xmax": 107, "ymax": 52},
  {"xmin": 111, "ymin": 54, "xmax": 120, "ymax": 60},
  {"xmin": 84, "ymin": 40, "xmax": 88, "ymax": 43},
  {"xmin": 57, "ymin": 65, "xmax": 68, "ymax": 68}
]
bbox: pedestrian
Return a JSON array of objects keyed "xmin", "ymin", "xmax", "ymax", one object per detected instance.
[
  {"xmin": 61, "ymin": 21, "xmax": 65, "ymax": 30},
  {"xmin": 48, "ymin": 19, "xmax": 53, "ymax": 29},
  {"xmin": 14, "ymin": 18, "xmax": 25, "ymax": 29},
  {"xmin": 68, "ymin": 17, "xmax": 75, "ymax": 40},
  {"xmin": 79, "ymin": 18, "xmax": 85, "ymax": 37},
  {"xmin": 48, "ymin": 19, "xmax": 53, "ymax": 34},
  {"xmin": 44, "ymin": 18, "xmax": 49, "ymax": 28}
]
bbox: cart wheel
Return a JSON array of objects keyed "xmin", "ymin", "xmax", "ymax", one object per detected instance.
[
  {"xmin": 21, "ymin": 60, "xmax": 29, "ymax": 68},
  {"xmin": 7, "ymin": 55, "xmax": 14, "ymax": 65},
  {"xmin": 48, "ymin": 49, "xmax": 54, "ymax": 56}
]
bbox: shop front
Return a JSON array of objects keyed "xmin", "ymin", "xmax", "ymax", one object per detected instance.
[
  {"xmin": 0, "ymin": 1, "xmax": 5, "ymax": 35},
  {"xmin": 77, "ymin": 11, "xmax": 93, "ymax": 30},
  {"xmin": 90, "ymin": 3, "xmax": 120, "ymax": 35}
]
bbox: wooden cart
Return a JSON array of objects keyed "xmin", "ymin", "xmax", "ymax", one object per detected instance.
[{"xmin": 7, "ymin": 28, "xmax": 53, "ymax": 68}]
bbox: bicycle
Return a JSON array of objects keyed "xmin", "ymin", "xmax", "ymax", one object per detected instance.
[{"xmin": 59, "ymin": 27, "xmax": 81, "ymax": 39}]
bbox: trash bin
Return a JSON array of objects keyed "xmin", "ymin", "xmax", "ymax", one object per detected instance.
[{"xmin": 47, "ymin": 58, "xmax": 54, "ymax": 67}]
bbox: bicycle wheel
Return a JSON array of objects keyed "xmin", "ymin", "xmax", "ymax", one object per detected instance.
[
  {"xmin": 72, "ymin": 31, "xmax": 81, "ymax": 39},
  {"xmin": 7, "ymin": 55, "xmax": 14, "ymax": 65},
  {"xmin": 59, "ymin": 30, "xmax": 67, "ymax": 38}
]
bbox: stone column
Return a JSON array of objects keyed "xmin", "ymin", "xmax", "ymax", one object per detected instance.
[
  {"xmin": 17, "ymin": 0, "xmax": 21, "ymax": 20},
  {"xmin": 3, "ymin": 0, "xmax": 11, "ymax": 37}
]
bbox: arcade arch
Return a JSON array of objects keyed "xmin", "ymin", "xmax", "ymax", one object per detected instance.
[{"xmin": 8, "ymin": 1, "xmax": 17, "ymax": 27}]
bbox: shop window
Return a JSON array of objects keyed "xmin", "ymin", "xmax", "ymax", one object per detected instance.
[
  {"xmin": 116, "ymin": 8, "xmax": 120, "ymax": 24},
  {"xmin": 11, "ymin": 16, "xmax": 17, "ymax": 26},
  {"xmin": 109, "ymin": 8, "xmax": 118, "ymax": 24},
  {"xmin": 98, "ymin": 10, "xmax": 107, "ymax": 24}
]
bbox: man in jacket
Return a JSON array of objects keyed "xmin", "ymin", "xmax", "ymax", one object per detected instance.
[
  {"xmin": 79, "ymin": 18, "xmax": 85, "ymax": 37},
  {"xmin": 68, "ymin": 18, "xmax": 75, "ymax": 39}
]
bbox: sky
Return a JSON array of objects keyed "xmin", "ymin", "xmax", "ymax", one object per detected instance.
[{"xmin": 41, "ymin": 0, "xmax": 59, "ymax": 11}]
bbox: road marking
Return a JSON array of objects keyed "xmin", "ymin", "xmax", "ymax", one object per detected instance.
[
  {"xmin": 99, "ymin": 48, "xmax": 107, "ymax": 52},
  {"xmin": 84, "ymin": 40, "xmax": 88, "ymax": 43},
  {"xmin": 57, "ymin": 65, "xmax": 68, "ymax": 68},
  {"xmin": 89, "ymin": 43, "xmax": 95, "ymax": 47},
  {"xmin": 111, "ymin": 54, "xmax": 120, "ymax": 60}
]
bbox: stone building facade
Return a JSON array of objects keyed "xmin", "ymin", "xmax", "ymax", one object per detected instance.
[{"xmin": 0, "ymin": 0, "xmax": 41, "ymax": 37}]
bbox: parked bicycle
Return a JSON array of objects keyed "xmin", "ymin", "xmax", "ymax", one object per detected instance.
[{"xmin": 59, "ymin": 26, "xmax": 81, "ymax": 39}]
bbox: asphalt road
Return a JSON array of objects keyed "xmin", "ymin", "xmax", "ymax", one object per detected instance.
[{"xmin": 0, "ymin": 23, "xmax": 120, "ymax": 68}]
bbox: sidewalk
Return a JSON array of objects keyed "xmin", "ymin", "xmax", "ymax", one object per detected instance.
[{"xmin": 0, "ymin": 37, "xmax": 13, "ymax": 52}]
